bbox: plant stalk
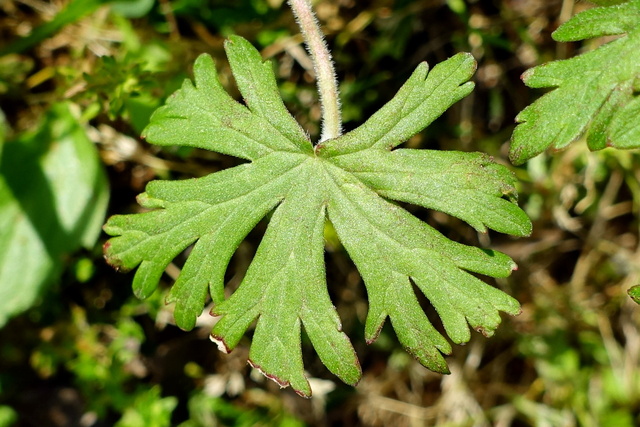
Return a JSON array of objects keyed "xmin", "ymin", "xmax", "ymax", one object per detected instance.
[{"xmin": 288, "ymin": 0, "xmax": 342, "ymax": 142}]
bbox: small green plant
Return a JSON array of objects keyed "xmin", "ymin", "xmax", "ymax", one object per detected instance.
[
  {"xmin": 510, "ymin": 0, "xmax": 640, "ymax": 165},
  {"xmin": 104, "ymin": 0, "xmax": 532, "ymax": 396},
  {"xmin": 30, "ymin": 302, "xmax": 178, "ymax": 425}
]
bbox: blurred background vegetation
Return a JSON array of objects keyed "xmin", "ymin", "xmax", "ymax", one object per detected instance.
[{"xmin": 0, "ymin": 0, "xmax": 639, "ymax": 425}]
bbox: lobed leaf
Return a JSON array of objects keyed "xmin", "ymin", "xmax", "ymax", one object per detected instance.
[
  {"xmin": 141, "ymin": 36, "xmax": 311, "ymax": 160},
  {"xmin": 510, "ymin": 0, "xmax": 640, "ymax": 165},
  {"xmin": 327, "ymin": 149, "xmax": 531, "ymax": 236},
  {"xmin": 316, "ymin": 52, "xmax": 476, "ymax": 156},
  {"xmin": 104, "ymin": 35, "xmax": 531, "ymax": 396},
  {"xmin": 322, "ymin": 161, "xmax": 522, "ymax": 371},
  {"xmin": 104, "ymin": 152, "xmax": 305, "ymax": 327}
]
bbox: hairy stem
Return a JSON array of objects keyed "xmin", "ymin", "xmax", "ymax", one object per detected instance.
[{"xmin": 288, "ymin": 0, "xmax": 342, "ymax": 142}]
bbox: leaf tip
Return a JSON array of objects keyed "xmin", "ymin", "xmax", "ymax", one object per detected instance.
[
  {"xmin": 460, "ymin": 51, "xmax": 478, "ymax": 71},
  {"xmin": 508, "ymin": 143, "xmax": 527, "ymax": 166},
  {"xmin": 135, "ymin": 192, "xmax": 151, "ymax": 206},
  {"xmin": 103, "ymin": 241, "xmax": 129, "ymax": 273},
  {"xmin": 515, "ymin": 218, "xmax": 534, "ymax": 238},
  {"xmin": 364, "ymin": 317, "xmax": 386, "ymax": 345},
  {"xmin": 473, "ymin": 325, "xmax": 494, "ymax": 338},
  {"xmin": 520, "ymin": 68, "xmax": 534, "ymax": 84},
  {"xmin": 248, "ymin": 359, "xmax": 312, "ymax": 397},
  {"xmin": 350, "ymin": 363, "xmax": 363, "ymax": 387},
  {"xmin": 295, "ymin": 390, "xmax": 312, "ymax": 398},
  {"xmin": 133, "ymin": 285, "xmax": 151, "ymax": 300},
  {"xmin": 417, "ymin": 60, "xmax": 430, "ymax": 75},
  {"xmin": 102, "ymin": 215, "xmax": 120, "ymax": 235},
  {"xmin": 225, "ymin": 34, "xmax": 242, "ymax": 46},
  {"xmin": 209, "ymin": 334, "xmax": 231, "ymax": 354}
]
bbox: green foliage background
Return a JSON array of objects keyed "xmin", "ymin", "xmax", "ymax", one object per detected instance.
[{"xmin": 0, "ymin": 0, "xmax": 639, "ymax": 425}]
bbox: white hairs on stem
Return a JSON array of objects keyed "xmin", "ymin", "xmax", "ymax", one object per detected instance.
[{"xmin": 288, "ymin": 0, "xmax": 342, "ymax": 142}]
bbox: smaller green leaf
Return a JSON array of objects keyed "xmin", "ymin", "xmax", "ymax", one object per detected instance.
[
  {"xmin": 510, "ymin": 0, "xmax": 640, "ymax": 165},
  {"xmin": 553, "ymin": 0, "xmax": 640, "ymax": 41}
]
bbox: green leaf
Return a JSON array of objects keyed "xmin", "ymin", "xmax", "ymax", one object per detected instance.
[
  {"xmin": 0, "ymin": 103, "xmax": 109, "ymax": 327},
  {"xmin": 628, "ymin": 285, "xmax": 640, "ymax": 304},
  {"xmin": 553, "ymin": 0, "xmax": 640, "ymax": 40},
  {"xmin": 104, "ymin": 35, "xmax": 531, "ymax": 396},
  {"xmin": 510, "ymin": 0, "xmax": 640, "ymax": 165}
]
